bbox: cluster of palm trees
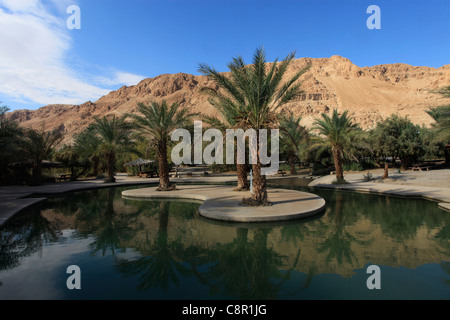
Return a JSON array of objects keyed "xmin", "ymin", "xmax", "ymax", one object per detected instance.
[
  {"xmin": 198, "ymin": 47, "xmax": 311, "ymax": 205},
  {"xmin": 72, "ymin": 102, "xmax": 198, "ymax": 189},
  {"xmin": 0, "ymin": 105, "xmax": 64, "ymax": 186},
  {"xmin": 71, "ymin": 47, "xmax": 311, "ymax": 205}
]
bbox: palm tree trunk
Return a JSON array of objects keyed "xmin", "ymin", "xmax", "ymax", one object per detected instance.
[
  {"xmin": 31, "ymin": 162, "xmax": 43, "ymax": 186},
  {"xmin": 106, "ymin": 151, "xmax": 116, "ymax": 182},
  {"xmin": 157, "ymin": 141, "xmax": 172, "ymax": 191},
  {"xmin": 91, "ymin": 155, "xmax": 99, "ymax": 177},
  {"xmin": 251, "ymin": 160, "xmax": 269, "ymax": 205},
  {"xmin": 236, "ymin": 163, "xmax": 249, "ymax": 191},
  {"xmin": 400, "ymin": 156, "xmax": 409, "ymax": 171},
  {"xmin": 288, "ymin": 153, "xmax": 297, "ymax": 175},
  {"xmin": 158, "ymin": 201, "xmax": 170, "ymax": 241},
  {"xmin": 332, "ymin": 149, "xmax": 344, "ymax": 181},
  {"xmin": 382, "ymin": 161, "xmax": 389, "ymax": 179},
  {"xmin": 445, "ymin": 145, "xmax": 450, "ymax": 168}
]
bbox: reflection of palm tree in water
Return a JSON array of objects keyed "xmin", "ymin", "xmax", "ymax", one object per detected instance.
[
  {"xmin": 206, "ymin": 228, "xmax": 300, "ymax": 299},
  {"xmin": 0, "ymin": 207, "xmax": 60, "ymax": 272},
  {"xmin": 115, "ymin": 201, "xmax": 189, "ymax": 291},
  {"xmin": 0, "ymin": 206, "xmax": 60, "ymax": 287},
  {"xmin": 89, "ymin": 188, "xmax": 136, "ymax": 257},
  {"xmin": 440, "ymin": 262, "xmax": 450, "ymax": 286},
  {"xmin": 280, "ymin": 222, "xmax": 317, "ymax": 290},
  {"xmin": 318, "ymin": 192, "xmax": 367, "ymax": 266}
]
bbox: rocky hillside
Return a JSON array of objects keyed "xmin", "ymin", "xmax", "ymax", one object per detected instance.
[{"xmin": 7, "ymin": 55, "xmax": 450, "ymax": 144}]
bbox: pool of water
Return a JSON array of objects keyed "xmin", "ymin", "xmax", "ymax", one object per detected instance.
[{"xmin": 0, "ymin": 182, "xmax": 449, "ymax": 300}]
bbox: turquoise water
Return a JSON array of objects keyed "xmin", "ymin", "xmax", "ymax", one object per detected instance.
[{"xmin": 0, "ymin": 183, "xmax": 449, "ymax": 300}]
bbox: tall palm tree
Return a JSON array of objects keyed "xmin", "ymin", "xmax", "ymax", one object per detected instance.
[
  {"xmin": 90, "ymin": 114, "xmax": 134, "ymax": 183},
  {"xmin": 0, "ymin": 105, "xmax": 23, "ymax": 185},
  {"xmin": 199, "ymin": 47, "xmax": 310, "ymax": 205},
  {"xmin": 279, "ymin": 113, "xmax": 309, "ymax": 175},
  {"xmin": 128, "ymin": 100, "xmax": 198, "ymax": 191},
  {"xmin": 202, "ymin": 109, "xmax": 250, "ymax": 191},
  {"xmin": 73, "ymin": 126, "xmax": 102, "ymax": 177},
  {"xmin": 313, "ymin": 109, "xmax": 359, "ymax": 183},
  {"xmin": 17, "ymin": 125, "xmax": 64, "ymax": 185},
  {"xmin": 426, "ymin": 105, "xmax": 450, "ymax": 166}
]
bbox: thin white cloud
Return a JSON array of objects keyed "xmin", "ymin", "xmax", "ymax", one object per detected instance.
[
  {"xmin": 113, "ymin": 71, "xmax": 146, "ymax": 86},
  {"xmin": 0, "ymin": 0, "xmax": 145, "ymax": 109},
  {"xmin": 95, "ymin": 71, "xmax": 146, "ymax": 87}
]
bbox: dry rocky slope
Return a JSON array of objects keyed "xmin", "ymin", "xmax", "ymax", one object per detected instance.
[{"xmin": 7, "ymin": 55, "xmax": 450, "ymax": 144}]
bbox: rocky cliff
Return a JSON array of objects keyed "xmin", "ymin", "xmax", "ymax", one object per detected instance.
[{"xmin": 7, "ymin": 56, "xmax": 450, "ymax": 144}]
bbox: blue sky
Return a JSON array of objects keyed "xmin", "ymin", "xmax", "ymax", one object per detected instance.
[{"xmin": 1, "ymin": 0, "xmax": 449, "ymax": 111}]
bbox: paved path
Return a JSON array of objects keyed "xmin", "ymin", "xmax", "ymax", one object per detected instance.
[
  {"xmin": 308, "ymin": 172, "xmax": 450, "ymax": 212},
  {"xmin": 122, "ymin": 184, "xmax": 326, "ymax": 223}
]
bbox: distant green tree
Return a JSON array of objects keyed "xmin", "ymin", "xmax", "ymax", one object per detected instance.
[{"xmin": 372, "ymin": 114, "xmax": 425, "ymax": 176}]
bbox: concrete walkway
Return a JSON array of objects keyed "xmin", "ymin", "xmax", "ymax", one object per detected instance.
[
  {"xmin": 308, "ymin": 172, "xmax": 450, "ymax": 212},
  {"xmin": 122, "ymin": 184, "xmax": 326, "ymax": 223}
]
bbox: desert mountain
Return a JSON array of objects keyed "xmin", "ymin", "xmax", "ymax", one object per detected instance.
[{"xmin": 7, "ymin": 55, "xmax": 450, "ymax": 144}]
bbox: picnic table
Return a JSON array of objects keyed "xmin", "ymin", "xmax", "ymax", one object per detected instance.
[
  {"xmin": 139, "ymin": 170, "xmax": 157, "ymax": 178},
  {"xmin": 410, "ymin": 165, "xmax": 431, "ymax": 172},
  {"xmin": 57, "ymin": 174, "xmax": 70, "ymax": 182}
]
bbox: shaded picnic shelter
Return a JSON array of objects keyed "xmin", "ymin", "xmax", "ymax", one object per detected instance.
[{"xmin": 124, "ymin": 158, "xmax": 156, "ymax": 177}]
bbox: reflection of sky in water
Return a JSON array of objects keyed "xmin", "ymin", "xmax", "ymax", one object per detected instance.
[
  {"xmin": 0, "ymin": 186, "xmax": 449, "ymax": 300},
  {"xmin": 0, "ymin": 231, "xmax": 92, "ymax": 299}
]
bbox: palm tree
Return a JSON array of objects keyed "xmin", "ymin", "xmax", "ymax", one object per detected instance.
[
  {"xmin": 202, "ymin": 109, "xmax": 250, "ymax": 191},
  {"xmin": 279, "ymin": 113, "xmax": 309, "ymax": 175},
  {"xmin": 433, "ymin": 86, "xmax": 450, "ymax": 98},
  {"xmin": 73, "ymin": 126, "xmax": 102, "ymax": 177},
  {"xmin": 0, "ymin": 105, "xmax": 23, "ymax": 185},
  {"xmin": 313, "ymin": 109, "xmax": 359, "ymax": 183},
  {"xmin": 17, "ymin": 125, "xmax": 64, "ymax": 185},
  {"xmin": 89, "ymin": 114, "xmax": 134, "ymax": 183},
  {"xmin": 128, "ymin": 100, "xmax": 198, "ymax": 191},
  {"xmin": 198, "ymin": 47, "xmax": 310, "ymax": 205},
  {"xmin": 426, "ymin": 105, "xmax": 450, "ymax": 166}
]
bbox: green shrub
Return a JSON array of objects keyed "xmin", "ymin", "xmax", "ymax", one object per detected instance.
[
  {"xmin": 332, "ymin": 178, "xmax": 349, "ymax": 185},
  {"xmin": 363, "ymin": 172, "xmax": 374, "ymax": 181},
  {"xmin": 343, "ymin": 162, "xmax": 364, "ymax": 171}
]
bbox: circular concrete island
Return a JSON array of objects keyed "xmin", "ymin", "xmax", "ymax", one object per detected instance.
[{"xmin": 122, "ymin": 185, "xmax": 326, "ymax": 223}]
